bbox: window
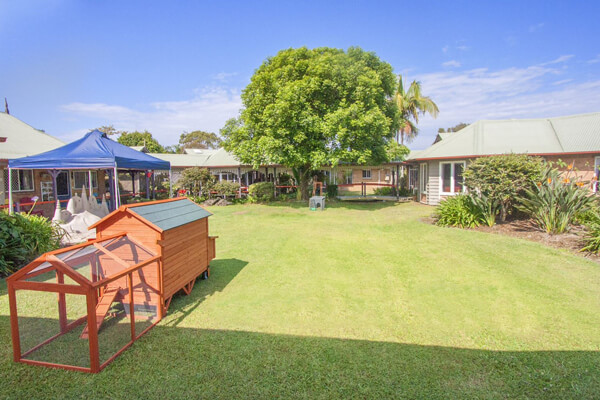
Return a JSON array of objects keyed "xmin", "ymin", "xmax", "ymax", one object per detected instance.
[
  {"xmin": 344, "ymin": 170, "xmax": 353, "ymax": 184},
  {"xmin": 420, "ymin": 163, "xmax": 428, "ymax": 193},
  {"xmin": 6, "ymin": 170, "xmax": 34, "ymax": 192},
  {"xmin": 215, "ymin": 172, "xmax": 238, "ymax": 182},
  {"xmin": 72, "ymin": 171, "xmax": 98, "ymax": 189},
  {"xmin": 362, "ymin": 170, "xmax": 371, "ymax": 179},
  {"xmin": 440, "ymin": 162, "xmax": 465, "ymax": 194}
]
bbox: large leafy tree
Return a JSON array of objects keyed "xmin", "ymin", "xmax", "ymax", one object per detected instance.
[
  {"xmin": 394, "ymin": 75, "xmax": 439, "ymax": 144},
  {"xmin": 117, "ymin": 130, "xmax": 166, "ymax": 153},
  {"xmin": 222, "ymin": 46, "xmax": 402, "ymax": 199},
  {"xmin": 178, "ymin": 130, "xmax": 222, "ymax": 151}
]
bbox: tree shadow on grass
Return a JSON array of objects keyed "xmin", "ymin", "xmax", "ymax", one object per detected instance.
[
  {"xmin": 161, "ymin": 258, "xmax": 248, "ymax": 328},
  {"xmin": 2, "ymin": 321, "xmax": 599, "ymax": 399}
]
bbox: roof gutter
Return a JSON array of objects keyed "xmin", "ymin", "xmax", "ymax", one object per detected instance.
[{"xmin": 407, "ymin": 150, "xmax": 600, "ymax": 162}]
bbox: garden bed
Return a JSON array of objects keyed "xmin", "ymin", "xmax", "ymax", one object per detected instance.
[
  {"xmin": 424, "ymin": 212, "xmax": 600, "ymax": 263},
  {"xmin": 453, "ymin": 218, "xmax": 600, "ymax": 263}
]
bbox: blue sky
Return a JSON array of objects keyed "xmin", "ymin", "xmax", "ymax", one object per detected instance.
[{"xmin": 1, "ymin": 0, "xmax": 599, "ymax": 150}]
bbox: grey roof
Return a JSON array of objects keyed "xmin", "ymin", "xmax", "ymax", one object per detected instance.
[
  {"xmin": 183, "ymin": 148, "xmax": 219, "ymax": 155},
  {"xmin": 0, "ymin": 112, "xmax": 64, "ymax": 160},
  {"xmin": 128, "ymin": 198, "xmax": 212, "ymax": 231},
  {"xmin": 202, "ymin": 147, "xmax": 240, "ymax": 167},
  {"xmin": 407, "ymin": 150, "xmax": 423, "ymax": 160},
  {"xmin": 149, "ymin": 147, "xmax": 242, "ymax": 168},
  {"xmin": 408, "ymin": 112, "xmax": 600, "ymax": 161},
  {"xmin": 147, "ymin": 152, "xmax": 213, "ymax": 167}
]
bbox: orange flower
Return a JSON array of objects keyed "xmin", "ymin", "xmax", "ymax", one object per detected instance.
[
  {"xmin": 563, "ymin": 178, "xmax": 570, "ymax": 183},
  {"xmin": 547, "ymin": 178, "xmax": 552, "ymax": 184},
  {"xmin": 576, "ymin": 182, "xmax": 585, "ymax": 187},
  {"xmin": 567, "ymin": 164, "xmax": 573, "ymax": 170},
  {"xmin": 536, "ymin": 182, "xmax": 542, "ymax": 188}
]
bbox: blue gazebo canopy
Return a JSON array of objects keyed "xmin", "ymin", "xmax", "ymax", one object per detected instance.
[{"xmin": 8, "ymin": 130, "xmax": 170, "ymax": 171}]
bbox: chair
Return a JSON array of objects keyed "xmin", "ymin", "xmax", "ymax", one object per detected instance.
[{"xmin": 18, "ymin": 197, "xmax": 44, "ymax": 216}]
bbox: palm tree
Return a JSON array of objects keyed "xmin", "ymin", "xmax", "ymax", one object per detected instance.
[{"xmin": 393, "ymin": 75, "xmax": 439, "ymax": 144}]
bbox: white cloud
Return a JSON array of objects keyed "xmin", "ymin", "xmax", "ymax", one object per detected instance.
[
  {"xmin": 442, "ymin": 60, "xmax": 461, "ymax": 68},
  {"xmin": 540, "ymin": 54, "xmax": 573, "ymax": 66},
  {"xmin": 442, "ymin": 45, "xmax": 449, "ymax": 53},
  {"xmin": 212, "ymin": 72, "xmax": 238, "ymax": 82},
  {"xmin": 529, "ymin": 22, "xmax": 545, "ymax": 32},
  {"xmin": 552, "ymin": 79, "xmax": 573, "ymax": 85},
  {"xmin": 588, "ymin": 54, "xmax": 600, "ymax": 64},
  {"xmin": 456, "ymin": 45, "xmax": 468, "ymax": 51},
  {"xmin": 60, "ymin": 87, "xmax": 242, "ymax": 145},
  {"xmin": 407, "ymin": 57, "xmax": 600, "ymax": 149}
]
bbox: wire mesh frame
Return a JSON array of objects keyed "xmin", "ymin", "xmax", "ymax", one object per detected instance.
[
  {"xmin": 3, "ymin": 168, "xmax": 35, "ymax": 193},
  {"xmin": 7, "ymin": 233, "xmax": 163, "ymax": 373}
]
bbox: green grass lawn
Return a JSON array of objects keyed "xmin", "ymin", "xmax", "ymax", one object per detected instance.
[{"xmin": 1, "ymin": 201, "xmax": 599, "ymax": 399}]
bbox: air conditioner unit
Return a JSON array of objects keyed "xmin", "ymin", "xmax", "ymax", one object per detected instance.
[{"xmin": 309, "ymin": 196, "xmax": 325, "ymax": 210}]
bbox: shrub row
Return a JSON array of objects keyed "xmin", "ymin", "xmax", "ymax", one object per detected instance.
[
  {"xmin": 0, "ymin": 211, "xmax": 65, "ymax": 276},
  {"xmin": 434, "ymin": 155, "xmax": 600, "ymax": 253}
]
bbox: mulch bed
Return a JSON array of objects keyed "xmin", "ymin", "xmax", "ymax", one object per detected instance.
[{"xmin": 425, "ymin": 216, "xmax": 600, "ymax": 264}]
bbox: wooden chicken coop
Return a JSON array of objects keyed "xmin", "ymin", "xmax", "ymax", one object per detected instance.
[
  {"xmin": 7, "ymin": 198, "xmax": 217, "ymax": 373},
  {"xmin": 90, "ymin": 197, "xmax": 217, "ymax": 311}
]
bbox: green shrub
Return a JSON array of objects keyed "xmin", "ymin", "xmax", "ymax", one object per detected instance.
[
  {"xmin": 186, "ymin": 194, "xmax": 208, "ymax": 204},
  {"xmin": 397, "ymin": 187, "xmax": 413, "ymax": 197},
  {"xmin": 463, "ymin": 154, "xmax": 545, "ymax": 221},
  {"xmin": 577, "ymin": 206, "xmax": 600, "ymax": 253},
  {"xmin": 128, "ymin": 196, "xmax": 151, "ymax": 204},
  {"xmin": 326, "ymin": 184, "xmax": 338, "ymax": 199},
  {"xmin": 0, "ymin": 211, "xmax": 64, "ymax": 276},
  {"xmin": 176, "ymin": 167, "xmax": 215, "ymax": 196},
  {"xmin": 213, "ymin": 181, "xmax": 240, "ymax": 196},
  {"xmin": 373, "ymin": 186, "xmax": 393, "ymax": 196},
  {"xmin": 248, "ymin": 182, "xmax": 275, "ymax": 202},
  {"xmin": 468, "ymin": 193, "xmax": 500, "ymax": 227},
  {"xmin": 434, "ymin": 195, "xmax": 482, "ymax": 229},
  {"xmin": 278, "ymin": 173, "xmax": 294, "ymax": 186},
  {"xmin": 575, "ymin": 207, "xmax": 600, "ymax": 226},
  {"xmin": 581, "ymin": 224, "xmax": 600, "ymax": 254},
  {"xmin": 516, "ymin": 167, "xmax": 596, "ymax": 234}
]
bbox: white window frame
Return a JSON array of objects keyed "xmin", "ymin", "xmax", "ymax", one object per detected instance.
[
  {"xmin": 344, "ymin": 170, "xmax": 353, "ymax": 184},
  {"xmin": 419, "ymin": 163, "xmax": 428, "ymax": 194},
  {"xmin": 439, "ymin": 161, "xmax": 466, "ymax": 195},
  {"xmin": 408, "ymin": 166, "xmax": 418, "ymax": 190},
  {"xmin": 362, "ymin": 169, "xmax": 372, "ymax": 179},
  {"xmin": 7, "ymin": 169, "xmax": 35, "ymax": 192},
  {"xmin": 71, "ymin": 171, "xmax": 98, "ymax": 189}
]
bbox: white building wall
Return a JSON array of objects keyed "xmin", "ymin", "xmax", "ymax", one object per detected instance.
[{"xmin": 427, "ymin": 160, "xmax": 440, "ymax": 205}]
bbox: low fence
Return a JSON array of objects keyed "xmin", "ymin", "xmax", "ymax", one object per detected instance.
[{"xmin": 337, "ymin": 182, "xmax": 396, "ymax": 196}]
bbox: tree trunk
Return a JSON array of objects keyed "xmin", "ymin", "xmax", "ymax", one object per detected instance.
[
  {"xmin": 293, "ymin": 166, "xmax": 312, "ymax": 200},
  {"xmin": 500, "ymin": 202, "xmax": 507, "ymax": 222}
]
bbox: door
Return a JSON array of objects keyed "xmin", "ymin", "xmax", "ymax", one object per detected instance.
[
  {"xmin": 419, "ymin": 163, "xmax": 428, "ymax": 203},
  {"xmin": 56, "ymin": 171, "xmax": 71, "ymax": 200}
]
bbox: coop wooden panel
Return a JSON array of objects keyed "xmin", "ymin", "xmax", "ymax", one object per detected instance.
[
  {"xmin": 162, "ymin": 222, "xmax": 209, "ymax": 298},
  {"xmin": 95, "ymin": 214, "xmax": 161, "ymax": 252}
]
